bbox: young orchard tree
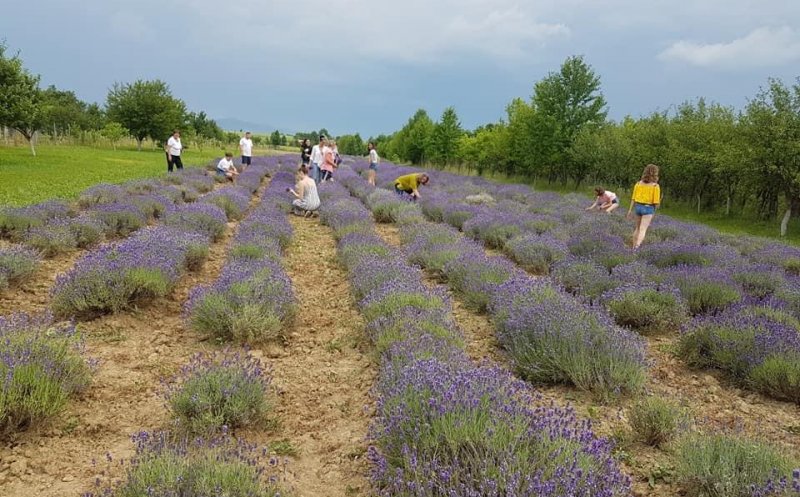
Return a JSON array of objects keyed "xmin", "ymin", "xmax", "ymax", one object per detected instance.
[
  {"xmin": 0, "ymin": 43, "xmax": 43, "ymax": 156},
  {"xmin": 106, "ymin": 79, "xmax": 186, "ymax": 151},
  {"xmin": 100, "ymin": 122, "xmax": 128, "ymax": 150}
]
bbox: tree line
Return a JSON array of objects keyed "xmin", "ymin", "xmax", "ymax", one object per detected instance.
[
  {"xmin": 0, "ymin": 43, "xmax": 228, "ymax": 155},
  {"xmin": 370, "ymin": 56, "xmax": 800, "ymax": 236}
]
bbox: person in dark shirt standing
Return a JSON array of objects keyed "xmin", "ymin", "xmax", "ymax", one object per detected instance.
[{"xmin": 300, "ymin": 139, "xmax": 311, "ymax": 166}]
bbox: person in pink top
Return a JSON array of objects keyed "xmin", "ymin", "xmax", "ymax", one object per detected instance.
[
  {"xmin": 586, "ymin": 187, "xmax": 619, "ymax": 214},
  {"xmin": 320, "ymin": 139, "xmax": 336, "ymax": 182}
]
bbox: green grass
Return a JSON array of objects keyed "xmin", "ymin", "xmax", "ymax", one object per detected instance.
[
  {"xmin": 440, "ymin": 165, "xmax": 800, "ymax": 245},
  {"xmin": 0, "ymin": 144, "xmax": 224, "ymax": 206}
]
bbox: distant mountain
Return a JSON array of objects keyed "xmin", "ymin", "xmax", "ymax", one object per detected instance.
[{"xmin": 215, "ymin": 118, "xmax": 277, "ymax": 134}]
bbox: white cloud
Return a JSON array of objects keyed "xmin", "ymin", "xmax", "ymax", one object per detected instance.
[{"xmin": 659, "ymin": 26, "xmax": 800, "ymax": 69}]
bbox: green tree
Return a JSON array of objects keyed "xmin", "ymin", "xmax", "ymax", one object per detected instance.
[
  {"xmin": 105, "ymin": 79, "xmax": 187, "ymax": 150},
  {"xmin": 270, "ymin": 130, "xmax": 282, "ymax": 148},
  {"xmin": 337, "ymin": 134, "xmax": 365, "ymax": 155},
  {"xmin": 430, "ymin": 107, "xmax": 463, "ymax": 165},
  {"xmin": 100, "ymin": 122, "xmax": 129, "ymax": 150},
  {"xmin": 398, "ymin": 109, "xmax": 435, "ymax": 164},
  {"xmin": 187, "ymin": 111, "xmax": 223, "ymax": 141},
  {"xmin": 0, "ymin": 43, "xmax": 43, "ymax": 155},
  {"xmin": 39, "ymin": 86, "xmax": 90, "ymax": 136},
  {"xmin": 533, "ymin": 55, "xmax": 608, "ymax": 182},
  {"xmin": 743, "ymin": 78, "xmax": 800, "ymax": 236}
]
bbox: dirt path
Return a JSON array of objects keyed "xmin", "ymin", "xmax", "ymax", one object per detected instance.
[
  {"xmin": 255, "ymin": 215, "xmax": 375, "ymax": 497},
  {"xmin": 0, "ymin": 251, "xmax": 84, "ymax": 316}
]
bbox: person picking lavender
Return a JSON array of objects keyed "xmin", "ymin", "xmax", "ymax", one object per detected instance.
[
  {"xmin": 586, "ymin": 187, "xmax": 619, "ymax": 213},
  {"xmin": 288, "ymin": 165, "xmax": 320, "ymax": 216},
  {"xmin": 394, "ymin": 173, "xmax": 429, "ymax": 200}
]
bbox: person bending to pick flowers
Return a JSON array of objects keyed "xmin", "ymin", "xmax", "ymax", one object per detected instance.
[
  {"xmin": 394, "ymin": 173, "xmax": 429, "ymax": 200},
  {"xmin": 288, "ymin": 165, "xmax": 320, "ymax": 217},
  {"xmin": 586, "ymin": 187, "xmax": 619, "ymax": 213},
  {"xmin": 627, "ymin": 164, "xmax": 661, "ymax": 249},
  {"xmin": 216, "ymin": 152, "xmax": 239, "ymax": 182}
]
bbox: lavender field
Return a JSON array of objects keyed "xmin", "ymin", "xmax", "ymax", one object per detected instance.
[{"xmin": 0, "ymin": 154, "xmax": 799, "ymax": 497}]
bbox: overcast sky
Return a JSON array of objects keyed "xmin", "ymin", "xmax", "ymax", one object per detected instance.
[{"xmin": 2, "ymin": 0, "xmax": 799, "ymax": 136}]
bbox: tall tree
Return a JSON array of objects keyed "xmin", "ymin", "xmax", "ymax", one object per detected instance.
[
  {"xmin": 39, "ymin": 86, "xmax": 88, "ymax": 136},
  {"xmin": 0, "ymin": 43, "xmax": 43, "ymax": 155},
  {"xmin": 431, "ymin": 107, "xmax": 463, "ymax": 165},
  {"xmin": 533, "ymin": 55, "xmax": 608, "ymax": 180},
  {"xmin": 106, "ymin": 79, "xmax": 186, "ymax": 150},
  {"xmin": 270, "ymin": 130, "xmax": 282, "ymax": 148}
]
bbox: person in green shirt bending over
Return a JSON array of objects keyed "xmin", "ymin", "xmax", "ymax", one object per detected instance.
[{"xmin": 394, "ymin": 173, "xmax": 430, "ymax": 200}]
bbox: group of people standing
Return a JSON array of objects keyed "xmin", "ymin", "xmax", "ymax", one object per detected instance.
[{"xmin": 587, "ymin": 164, "xmax": 661, "ymax": 249}]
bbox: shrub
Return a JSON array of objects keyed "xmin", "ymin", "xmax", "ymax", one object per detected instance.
[
  {"xmin": 443, "ymin": 252, "xmax": 519, "ymax": 312},
  {"xmin": 667, "ymin": 267, "xmax": 742, "ymax": 315},
  {"xmin": 52, "ymin": 227, "xmax": 209, "ymax": 319},
  {"xmin": 639, "ymin": 242, "xmax": 738, "ymax": 269},
  {"xmin": 77, "ymin": 184, "xmax": 126, "ymax": 207},
  {"xmin": 753, "ymin": 244, "xmax": 800, "ymax": 276},
  {"xmin": 462, "ymin": 212, "xmax": 522, "ymax": 249},
  {"xmin": 676, "ymin": 432, "xmax": 797, "ymax": 497},
  {"xmin": 367, "ymin": 189, "xmax": 419, "ymax": 224},
  {"xmin": 505, "ymin": 233, "xmax": 567, "ymax": 274},
  {"xmin": 602, "ymin": 284, "xmax": 689, "ymax": 335},
  {"xmin": 20, "ymin": 216, "xmax": 103, "ymax": 257},
  {"xmin": 0, "ymin": 245, "xmax": 39, "ymax": 290},
  {"xmin": 679, "ymin": 303, "xmax": 800, "ymax": 402},
  {"xmin": 441, "ymin": 203, "xmax": 479, "ymax": 229},
  {"xmin": 201, "ymin": 187, "xmax": 251, "ymax": 221},
  {"xmin": 629, "ymin": 397, "xmax": 688, "ymax": 448},
  {"xmin": 165, "ymin": 351, "xmax": 271, "ymax": 433},
  {"xmin": 491, "ymin": 278, "xmax": 647, "ymax": 398},
  {"xmin": 89, "ymin": 202, "xmax": 149, "ymax": 237},
  {"xmin": 731, "ymin": 264, "xmax": 787, "ymax": 299},
  {"xmin": 129, "ymin": 193, "xmax": 175, "ymax": 219},
  {"xmin": 0, "ymin": 207, "xmax": 46, "ymax": 240},
  {"xmin": 163, "ymin": 202, "xmax": 228, "ymax": 242},
  {"xmin": 0, "ymin": 313, "xmax": 92, "ymax": 435},
  {"xmin": 88, "ymin": 431, "xmax": 288, "ymax": 497},
  {"xmin": 551, "ymin": 258, "xmax": 618, "ymax": 302},
  {"xmin": 186, "ymin": 258, "xmax": 295, "ymax": 343}
]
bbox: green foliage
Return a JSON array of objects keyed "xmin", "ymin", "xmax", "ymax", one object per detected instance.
[
  {"xmin": 269, "ymin": 130, "xmax": 282, "ymax": 148},
  {"xmin": 629, "ymin": 397, "xmax": 687, "ymax": 448},
  {"xmin": 604, "ymin": 287, "xmax": 689, "ymax": 335},
  {"xmin": 676, "ymin": 432, "xmax": 796, "ymax": 497},
  {"xmin": 106, "ymin": 79, "xmax": 187, "ymax": 149},
  {"xmin": 0, "ymin": 42, "xmax": 43, "ymax": 153},
  {"xmin": 100, "ymin": 121, "xmax": 129, "ymax": 149},
  {"xmin": 430, "ymin": 107, "xmax": 463, "ymax": 165}
]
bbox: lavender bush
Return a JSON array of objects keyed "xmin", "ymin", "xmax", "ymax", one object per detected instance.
[
  {"xmin": 601, "ymin": 283, "xmax": 690, "ymax": 335},
  {"xmin": 505, "ymin": 233, "xmax": 568, "ymax": 274},
  {"xmin": 77, "ymin": 184, "xmax": 127, "ymax": 207},
  {"xmin": 186, "ymin": 258, "xmax": 295, "ymax": 343},
  {"xmin": 677, "ymin": 432, "xmax": 798, "ymax": 497},
  {"xmin": 86, "ymin": 431, "xmax": 288, "ymax": 497},
  {"xmin": 666, "ymin": 266, "xmax": 742, "ymax": 315},
  {"xmin": 52, "ymin": 226, "xmax": 209, "ymax": 319},
  {"xmin": 163, "ymin": 202, "xmax": 229, "ymax": 242},
  {"xmin": 0, "ymin": 313, "xmax": 92, "ymax": 435},
  {"xmin": 21, "ymin": 216, "xmax": 105, "ymax": 257},
  {"xmin": 89, "ymin": 201, "xmax": 149, "ymax": 237},
  {"xmin": 551, "ymin": 258, "xmax": 618, "ymax": 302},
  {"xmin": 0, "ymin": 245, "xmax": 40, "ymax": 290},
  {"xmin": 201, "ymin": 187, "xmax": 251, "ymax": 221},
  {"xmin": 165, "ymin": 350, "xmax": 272, "ymax": 434}
]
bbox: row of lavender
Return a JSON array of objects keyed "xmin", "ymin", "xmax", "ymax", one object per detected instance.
[
  {"xmin": 356, "ymin": 160, "xmax": 800, "ymax": 405},
  {"xmin": 317, "ymin": 179, "xmax": 631, "ymax": 496},
  {"xmin": 86, "ymin": 165, "xmax": 297, "ymax": 496},
  {"xmin": 337, "ymin": 167, "xmax": 647, "ymax": 399},
  {"xmin": 0, "ymin": 169, "xmax": 215, "ymax": 291},
  {"xmin": 0, "ymin": 159, "xmax": 283, "ymax": 437},
  {"xmin": 185, "ymin": 164, "xmax": 297, "ymax": 344}
]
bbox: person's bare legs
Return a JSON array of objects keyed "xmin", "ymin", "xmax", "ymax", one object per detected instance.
[
  {"xmin": 603, "ymin": 203, "xmax": 619, "ymax": 214},
  {"xmin": 631, "ymin": 216, "xmax": 642, "ymax": 248},
  {"xmin": 367, "ymin": 169, "xmax": 376, "ymax": 186},
  {"xmin": 634, "ymin": 214, "xmax": 654, "ymax": 248}
]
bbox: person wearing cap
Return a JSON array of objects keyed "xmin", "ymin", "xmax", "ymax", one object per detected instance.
[
  {"xmin": 394, "ymin": 173, "xmax": 429, "ymax": 200},
  {"xmin": 239, "ymin": 132, "xmax": 253, "ymax": 170},
  {"xmin": 309, "ymin": 135, "xmax": 325, "ymax": 184}
]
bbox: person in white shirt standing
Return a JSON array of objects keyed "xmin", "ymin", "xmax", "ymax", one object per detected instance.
[
  {"xmin": 239, "ymin": 131, "xmax": 253, "ymax": 170},
  {"xmin": 165, "ymin": 130, "xmax": 183, "ymax": 172},
  {"xmin": 309, "ymin": 134, "xmax": 325, "ymax": 184},
  {"xmin": 216, "ymin": 152, "xmax": 239, "ymax": 182},
  {"xmin": 367, "ymin": 142, "xmax": 379, "ymax": 186}
]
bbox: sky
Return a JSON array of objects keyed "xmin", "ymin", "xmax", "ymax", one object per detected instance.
[{"xmin": 1, "ymin": 0, "xmax": 799, "ymax": 136}]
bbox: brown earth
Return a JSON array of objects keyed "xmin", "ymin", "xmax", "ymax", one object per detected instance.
[
  {"xmin": 245, "ymin": 214, "xmax": 376, "ymax": 497},
  {"xmin": 372, "ymin": 220, "xmax": 800, "ymax": 497}
]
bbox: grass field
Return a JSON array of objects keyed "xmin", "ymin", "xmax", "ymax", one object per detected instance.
[{"xmin": 0, "ymin": 144, "xmax": 226, "ymax": 206}]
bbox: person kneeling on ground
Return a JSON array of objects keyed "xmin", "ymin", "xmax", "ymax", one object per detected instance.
[
  {"xmin": 586, "ymin": 187, "xmax": 619, "ymax": 213},
  {"xmin": 216, "ymin": 152, "xmax": 239, "ymax": 182},
  {"xmin": 289, "ymin": 165, "xmax": 321, "ymax": 216},
  {"xmin": 394, "ymin": 173, "xmax": 429, "ymax": 200}
]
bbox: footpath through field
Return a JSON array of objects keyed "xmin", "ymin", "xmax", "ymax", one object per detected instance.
[{"xmin": 259, "ymin": 213, "xmax": 374, "ymax": 497}]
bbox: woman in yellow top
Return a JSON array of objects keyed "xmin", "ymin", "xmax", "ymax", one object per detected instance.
[
  {"xmin": 394, "ymin": 173, "xmax": 429, "ymax": 200},
  {"xmin": 627, "ymin": 164, "xmax": 661, "ymax": 249}
]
